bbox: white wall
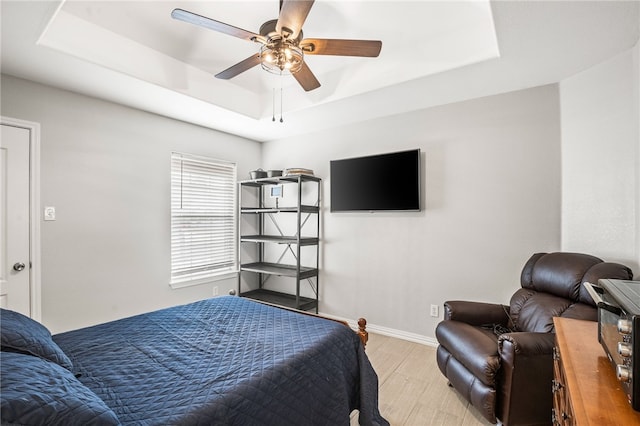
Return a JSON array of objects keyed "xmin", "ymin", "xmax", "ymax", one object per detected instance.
[
  {"xmin": 560, "ymin": 41, "xmax": 640, "ymax": 275},
  {"xmin": 264, "ymin": 85, "xmax": 562, "ymax": 340},
  {"xmin": 1, "ymin": 75, "xmax": 262, "ymax": 333}
]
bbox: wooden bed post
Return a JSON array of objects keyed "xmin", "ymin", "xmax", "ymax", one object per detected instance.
[{"xmin": 357, "ymin": 318, "xmax": 368, "ymax": 349}]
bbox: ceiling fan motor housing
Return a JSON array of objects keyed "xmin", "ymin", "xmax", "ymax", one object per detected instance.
[{"xmin": 258, "ymin": 19, "xmax": 302, "ymax": 42}]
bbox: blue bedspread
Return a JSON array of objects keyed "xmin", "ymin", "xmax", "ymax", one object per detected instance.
[{"xmin": 52, "ymin": 296, "xmax": 388, "ymax": 425}]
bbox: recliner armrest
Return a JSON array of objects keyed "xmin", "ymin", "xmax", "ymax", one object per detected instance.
[
  {"xmin": 443, "ymin": 301, "xmax": 510, "ymax": 326},
  {"xmin": 498, "ymin": 331, "xmax": 555, "ymax": 357},
  {"xmin": 496, "ymin": 332, "xmax": 556, "ymax": 425}
]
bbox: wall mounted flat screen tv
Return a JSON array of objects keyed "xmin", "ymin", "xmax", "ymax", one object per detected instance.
[{"xmin": 330, "ymin": 149, "xmax": 421, "ymax": 212}]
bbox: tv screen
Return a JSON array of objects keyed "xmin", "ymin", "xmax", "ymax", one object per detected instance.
[{"xmin": 330, "ymin": 149, "xmax": 421, "ymax": 212}]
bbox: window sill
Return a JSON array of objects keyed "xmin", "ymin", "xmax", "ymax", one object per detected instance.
[{"xmin": 169, "ymin": 271, "xmax": 238, "ymax": 290}]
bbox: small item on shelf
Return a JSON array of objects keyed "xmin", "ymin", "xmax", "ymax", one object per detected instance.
[
  {"xmin": 249, "ymin": 169, "xmax": 267, "ymax": 179},
  {"xmin": 267, "ymin": 170, "xmax": 283, "ymax": 177},
  {"xmin": 284, "ymin": 168, "xmax": 314, "ymax": 176}
]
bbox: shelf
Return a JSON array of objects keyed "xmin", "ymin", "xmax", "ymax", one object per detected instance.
[
  {"xmin": 241, "ymin": 262, "xmax": 318, "ymax": 279},
  {"xmin": 239, "ymin": 174, "xmax": 321, "ymax": 187},
  {"xmin": 241, "ymin": 205, "xmax": 319, "ymax": 214},
  {"xmin": 241, "ymin": 289, "xmax": 317, "ymax": 312},
  {"xmin": 238, "ymin": 174, "xmax": 320, "ymax": 313},
  {"xmin": 240, "ymin": 235, "xmax": 319, "ymax": 245}
]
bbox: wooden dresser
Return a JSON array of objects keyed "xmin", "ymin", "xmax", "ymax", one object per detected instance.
[{"xmin": 553, "ymin": 317, "xmax": 640, "ymax": 425}]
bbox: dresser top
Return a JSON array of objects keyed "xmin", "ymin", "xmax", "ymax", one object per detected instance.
[{"xmin": 554, "ymin": 317, "xmax": 640, "ymax": 425}]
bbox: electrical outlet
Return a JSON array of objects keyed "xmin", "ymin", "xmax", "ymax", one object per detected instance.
[
  {"xmin": 430, "ymin": 304, "xmax": 439, "ymax": 317},
  {"xmin": 213, "ymin": 286, "xmax": 219, "ymax": 297}
]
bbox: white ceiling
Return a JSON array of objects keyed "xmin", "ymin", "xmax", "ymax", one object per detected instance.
[{"xmin": 1, "ymin": 1, "xmax": 639, "ymax": 142}]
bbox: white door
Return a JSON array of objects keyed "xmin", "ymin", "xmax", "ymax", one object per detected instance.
[{"xmin": 0, "ymin": 124, "xmax": 31, "ymax": 315}]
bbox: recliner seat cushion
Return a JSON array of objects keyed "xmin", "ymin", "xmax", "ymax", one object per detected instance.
[
  {"xmin": 509, "ymin": 289, "xmax": 571, "ymax": 333},
  {"xmin": 558, "ymin": 302, "xmax": 598, "ymax": 322},
  {"xmin": 435, "ymin": 321, "xmax": 500, "ymax": 387}
]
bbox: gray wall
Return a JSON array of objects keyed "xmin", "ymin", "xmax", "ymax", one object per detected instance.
[
  {"xmin": 4, "ymin": 37, "xmax": 637, "ymax": 341},
  {"xmin": 560, "ymin": 41, "xmax": 640, "ymax": 274},
  {"xmin": 1, "ymin": 75, "xmax": 262, "ymax": 333},
  {"xmin": 264, "ymin": 84, "xmax": 562, "ymax": 341}
]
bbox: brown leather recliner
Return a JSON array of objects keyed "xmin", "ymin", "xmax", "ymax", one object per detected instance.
[{"xmin": 435, "ymin": 252, "xmax": 633, "ymax": 425}]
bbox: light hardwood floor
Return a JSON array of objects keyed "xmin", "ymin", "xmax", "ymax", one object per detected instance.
[{"xmin": 353, "ymin": 333, "xmax": 494, "ymax": 426}]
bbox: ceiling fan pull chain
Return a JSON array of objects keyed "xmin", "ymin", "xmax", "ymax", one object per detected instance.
[
  {"xmin": 280, "ymin": 86, "xmax": 284, "ymax": 123},
  {"xmin": 272, "ymin": 88, "xmax": 276, "ymax": 122}
]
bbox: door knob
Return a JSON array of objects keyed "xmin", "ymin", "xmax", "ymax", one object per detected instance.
[{"xmin": 13, "ymin": 262, "xmax": 26, "ymax": 272}]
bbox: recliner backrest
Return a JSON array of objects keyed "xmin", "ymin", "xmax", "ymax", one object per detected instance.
[
  {"xmin": 509, "ymin": 252, "xmax": 633, "ymax": 333},
  {"xmin": 521, "ymin": 252, "xmax": 602, "ymax": 303}
]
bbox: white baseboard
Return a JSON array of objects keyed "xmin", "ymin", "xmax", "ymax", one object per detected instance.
[
  {"xmin": 319, "ymin": 312, "xmax": 438, "ymax": 348},
  {"xmin": 366, "ymin": 322, "xmax": 439, "ymax": 347}
]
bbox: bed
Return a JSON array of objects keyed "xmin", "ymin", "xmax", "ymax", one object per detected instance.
[{"xmin": 1, "ymin": 296, "xmax": 388, "ymax": 425}]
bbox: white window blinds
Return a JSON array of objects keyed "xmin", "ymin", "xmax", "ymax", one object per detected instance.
[{"xmin": 171, "ymin": 152, "xmax": 237, "ymax": 285}]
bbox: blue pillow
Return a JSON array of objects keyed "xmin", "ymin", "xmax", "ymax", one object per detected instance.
[
  {"xmin": 0, "ymin": 351, "xmax": 121, "ymax": 425},
  {"xmin": 0, "ymin": 308, "xmax": 73, "ymax": 370}
]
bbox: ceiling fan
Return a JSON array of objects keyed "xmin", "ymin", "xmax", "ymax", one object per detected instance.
[{"xmin": 171, "ymin": 0, "xmax": 382, "ymax": 92}]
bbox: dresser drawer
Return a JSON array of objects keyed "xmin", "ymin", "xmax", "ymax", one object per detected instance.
[{"xmin": 552, "ymin": 345, "xmax": 575, "ymax": 425}]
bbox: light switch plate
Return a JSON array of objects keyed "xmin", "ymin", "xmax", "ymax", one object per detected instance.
[
  {"xmin": 44, "ymin": 206, "xmax": 56, "ymax": 221},
  {"xmin": 430, "ymin": 304, "xmax": 439, "ymax": 317}
]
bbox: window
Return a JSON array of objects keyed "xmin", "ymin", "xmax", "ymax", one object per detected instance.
[{"xmin": 171, "ymin": 152, "xmax": 237, "ymax": 286}]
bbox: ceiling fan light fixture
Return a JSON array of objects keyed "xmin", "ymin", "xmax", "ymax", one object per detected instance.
[{"xmin": 260, "ymin": 40, "xmax": 303, "ymax": 75}]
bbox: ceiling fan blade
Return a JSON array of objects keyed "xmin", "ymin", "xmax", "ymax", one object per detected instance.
[
  {"xmin": 301, "ymin": 39, "xmax": 382, "ymax": 57},
  {"xmin": 215, "ymin": 54, "xmax": 262, "ymax": 80},
  {"xmin": 276, "ymin": 0, "xmax": 314, "ymax": 39},
  {"xmin": 293, "ymin": 62, "xmax": 321, "ymax": 92},
  {"xmin": 172, "ymin": 8, "xmax": 262, "ymax": 42}
]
